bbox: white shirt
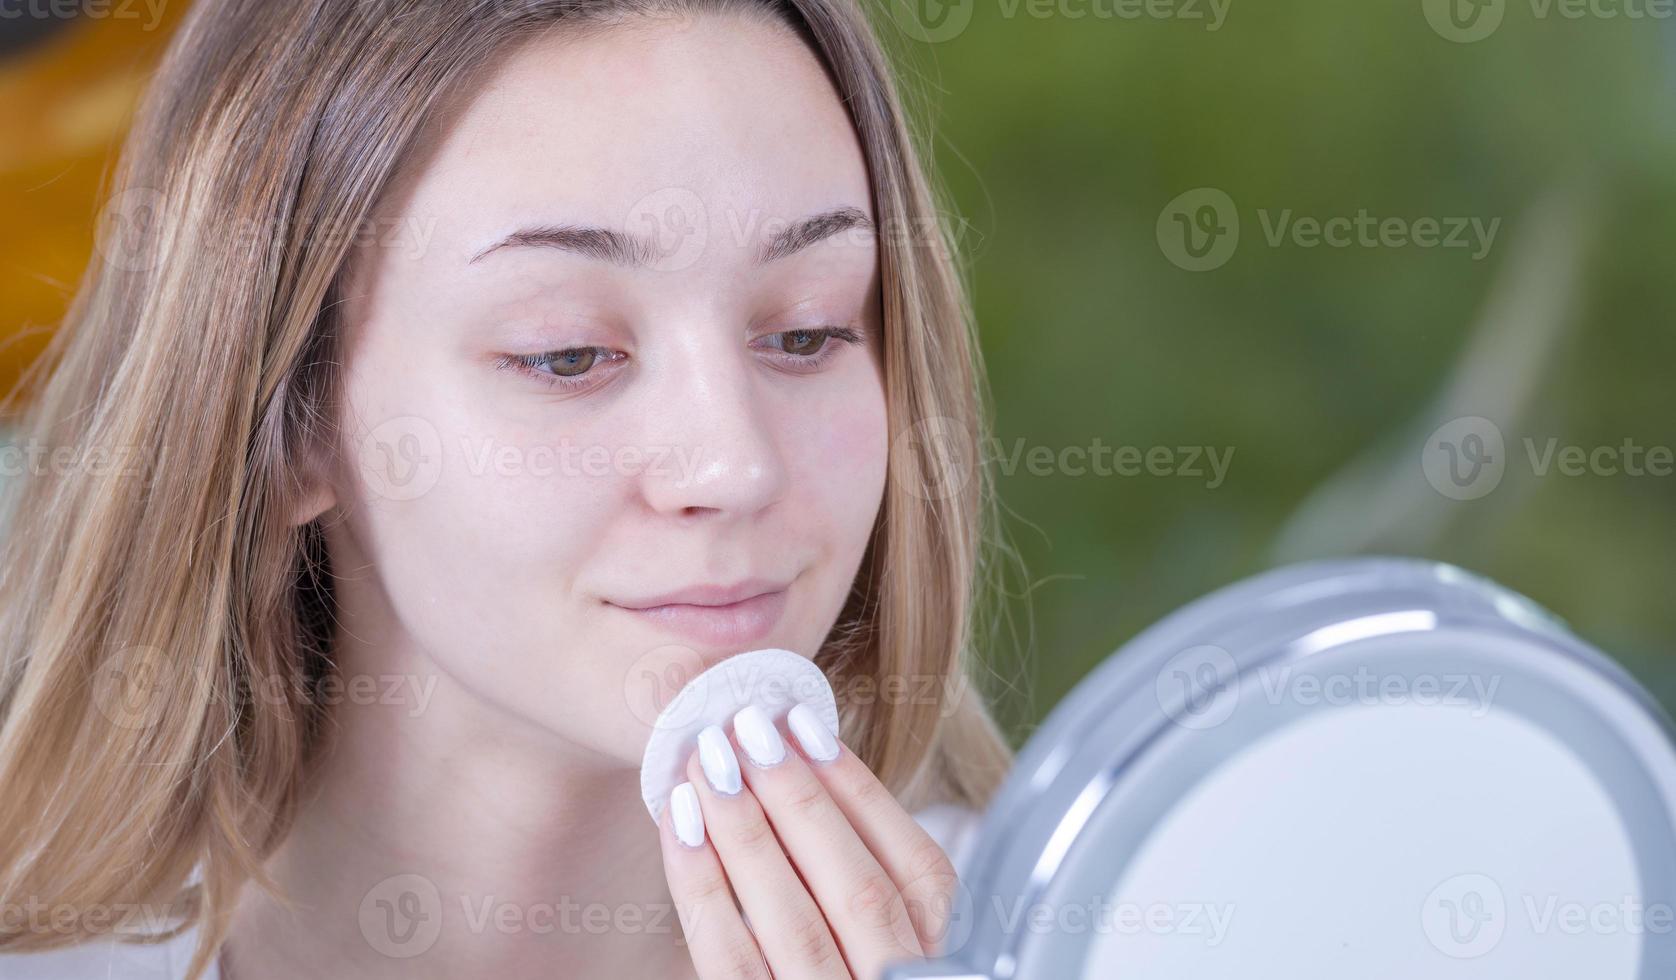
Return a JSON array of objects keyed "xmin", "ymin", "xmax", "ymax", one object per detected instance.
[{"xmin": 0, "ymin": 804, "xmax": 982, "ymax": 978}]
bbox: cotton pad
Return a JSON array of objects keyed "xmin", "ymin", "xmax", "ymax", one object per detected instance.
[{"xmin": 639, "ymin": 647, "xmax": 840, "ymax": 827}]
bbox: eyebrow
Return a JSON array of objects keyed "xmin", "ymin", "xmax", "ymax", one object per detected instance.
[{"xmin": 468, "ymin": 206, "xmax": 874, "ymax": 267}]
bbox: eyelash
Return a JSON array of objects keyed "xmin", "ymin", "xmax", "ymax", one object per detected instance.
[{"xmin": 494, "ymin": 326, "xmax": 865, "ymax": 392}]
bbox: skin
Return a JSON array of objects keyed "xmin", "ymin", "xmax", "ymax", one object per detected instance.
[{"xmin": 224, "ymin": 11, "xmax": 957, "ymax": 980}]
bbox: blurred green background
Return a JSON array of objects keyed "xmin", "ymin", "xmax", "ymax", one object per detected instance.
[
  {"xmin": 873, "ymin": 0, "xmax": 1676, "ymax": 737},
  {"xmin": 2, "ymin": 0, "xmax": 1672, "ymax": 742}
]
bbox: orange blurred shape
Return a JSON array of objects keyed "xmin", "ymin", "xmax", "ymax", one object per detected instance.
[{"xmin": 0, "ymin": 3, "xmax": 187, "ymax": 416}]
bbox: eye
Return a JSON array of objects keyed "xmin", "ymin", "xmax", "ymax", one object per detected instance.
[
  {"xmin": 753, "ymin": 326, "xmax": 865, "ymax": 371},
  {"xmin": 494, "ymin": 346, "xmax": 627, "ymax": 391}
]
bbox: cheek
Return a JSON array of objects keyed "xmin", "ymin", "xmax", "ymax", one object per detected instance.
[
  {"xmin": 785, "ymin": 363, "xmax": 889, "ymax": 541},
  {"xmin": 333, "ymin": 354, "xmax": 620, "ymax": 655}
]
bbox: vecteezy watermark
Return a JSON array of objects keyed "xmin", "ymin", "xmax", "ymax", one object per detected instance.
[
  {"xmin": 0, "ymin": 0, "xmax": 168, "ymax": 30},
  {"xmin": 623, "ymin": 645, "xmax": 710, "ymax": 730},
  {"xmin": 90, "ymin": 645, "xmax": 170, "ymax": 732},
  {"xmin": 989, "ymin": 438, "xmax": 1234, "ymax": 488},
  {"xmin": 457, "ymin": 895, "xmax": 695, "ymax": 937},
  {"xmin": 91, "ymin": 644, "xmax": 440, "ymax": 731},
  {"xmin": 831, "ymin": 669, "xmax": 974, "ymax": 716},
  {"xmin": 1422, "ymin": 416, "xmax": 1506, "ymax": 501},
  {"xmin": 93, "ymin": 186, "xmax": 166, "ymax": 274},
  {"xmin": 1423, "ymin": 0, "xmax": 1509, "ymax": 40},
  {"xmin": 622, "ymin": 643, "xmax": 976, "ymax": 741},
  {"xmin": 360, "ymin": 874, "xmax": 444, "ymax": 958},
  {"xmin": 1157, "ymin": 188, "xmax": 1499, "ymax": 271},
  {"xmin": 357, "ymin": 416, "xmax": 445, "ymax": 502},
  {"xmin": 891, "ymin": 416, "xmax": 1236, "ymax": 502},
  {"xmin": 684, "ymin": 198, "xmax": 964, "ymax": 269},
  {"xmin": 1424, "ymin": 0, "xmax": 1673, "ymax": 43},
  {"xmin": 886, "ymin": 0, "xmax": 1229, "ymax": 41},
  {"xmin": 1155, "ymin": 188, "xmax": 1240, "ymax": 272},
  {"xmin": 92, "ymin": 189, "xmax": 440, "ymax": 273},
  {"xmin": 625, "ymin": 186, "xmax": 710, "ymax": 273},
  {"xmin": 1255, "ymin": 209, "xmax": 1498, "ymax": 260},
  {"xmin": 0, "ymin": 897, "xmax": 189, "ymax": 936},
  {"xmin": 91, "ymin": 186, "xmax": 924, "ymax": 278},
  {"xmin": 988, "ymin": 895, "xmax": 1236, "ymax": 944},
  {"xmin": 991, "ymin": 0, "xmax": 1230, "ymax": 29},
  {"xmin": 354, "ymin": 419, "xmax": 715, "ymax": 503},
  {"xmin": 623, "ymin": 645, "xmax": 840, "ymax": 732},
  {"xmin": 226, "ymin": 213, "xmax": 439, "ymax": 262},
  {"xmin": 525, "ymin": 191, "xmax": 944, "ymax": 276},
  {"xmin": 0, "ymin": 437, "xmax": 144, "ymax": 479},
  {"xmin": 1155, "ymin": 645, "xmax": 1501, "ymax": 731},
  {"xmin": 359, "ymin": 874, "xmax": 709, "ymax": 958},
  {"xmin": 456, "ymin": 436, "xmax": 707, "ymax": 485},
  {"xmin": 1422, "ymin": 416, "xmax": 1673, "ymax": 500},
  {"xmin": 1422, "ymin": 873, "xmax": 1674, "ymax": 958}
]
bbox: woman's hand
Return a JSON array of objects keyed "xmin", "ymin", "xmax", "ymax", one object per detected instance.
[{"xmin": 658, "ymin": 702, "xmax": 962, "ymax": 979}]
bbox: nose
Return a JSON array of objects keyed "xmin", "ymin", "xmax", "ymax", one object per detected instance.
[{"xmin": 635, "ymin": 339, "xmax": 788, "ymax": 520}]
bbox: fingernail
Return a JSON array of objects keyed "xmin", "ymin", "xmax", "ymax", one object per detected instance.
[
  {"xmin": 734, "ymin": 704, "xmax": 786, "ymax": 767},
  {"xmin": 788, "ymin": 703, "xmax": 838, "ymax": 763},
  {"xmin": 697, "ymin": 724, "xmax": 742, "ymax": 794},
  {"xmin": 671, "ymin": 782, "xmax": 705, "ymax": 847}
]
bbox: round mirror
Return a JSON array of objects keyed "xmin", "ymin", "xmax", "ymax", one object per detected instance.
[{"xmin": 889, "ymin": 557, "xmax": 1676, "ymax": 980}]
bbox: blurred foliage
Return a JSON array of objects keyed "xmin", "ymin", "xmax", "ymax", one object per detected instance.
[{"xmin": 877, "ymin": 0, "xmax": 1676, "ymax": 736}]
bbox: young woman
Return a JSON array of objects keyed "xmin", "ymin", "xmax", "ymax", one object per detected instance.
[{"xmin": 0, "ymin": 0, "xmax": 1015, "ymax": 977}]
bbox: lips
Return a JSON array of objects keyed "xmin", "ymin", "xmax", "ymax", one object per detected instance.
[
  {"xmin": 614, "ymin": 579, "xmax": 789, "ymax": 610},
  {"xmin": 625, "ymin": 590, "xmax": 786, "ymax": 647},
  {"xmin": 608, "ymin": 580, "xmax": 791, "ymax": 647}
]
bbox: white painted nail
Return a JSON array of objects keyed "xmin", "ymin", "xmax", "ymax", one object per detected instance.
[
  {"xmin": 697, "ymin": 724, "xmax": 742, "ymax": 794},
  {"xmin": 788, "ymin": 703, "xmax": 839, "ymax": 763},
  {"xmin": 671, "ymin": 782, "xmax": 705, "ymax": 847},
  {"xmin": 734, "ymin": 704, "xmax": 786, "ymax": 767}
]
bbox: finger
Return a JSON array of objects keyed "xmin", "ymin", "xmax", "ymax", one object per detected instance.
[
  {"xmin": 786, "ymin": 703, "xmax": 962, "ymax": 957},
  {"xmin": 686, "ymin": 729, "xmax": 850, "ymax": 980},
  {"xmin": 730, "ymin": 705, "xmax": 926, "ymax": 978},
  {"xmin": 659, "ymin": 781, "xmax": 773, "ymax": 980}
]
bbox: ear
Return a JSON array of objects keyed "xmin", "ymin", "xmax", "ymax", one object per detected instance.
[
  {"xmin": 286, "ymin": 422, "xmax": 339, "ymax": 527},
  {"xmin": 288, "ymin": 479, "xmax": 336, "ymax": 527}
]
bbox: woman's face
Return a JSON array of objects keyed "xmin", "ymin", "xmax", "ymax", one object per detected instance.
[{"xmin": 320, "ymin": 13, "xmax": 889, "ymax": 763}]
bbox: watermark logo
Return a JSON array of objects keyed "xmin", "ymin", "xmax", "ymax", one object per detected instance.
[
  {"xmin": 1159, "ymin": 190, "xmax": 1499, "ymax": 270},
  {"xmin": 1423, "ymin": 416, "xmax": 1506, "ymax": 500},
  {"xmin": 891, "ymin": 415, "xmax": 977, "ymax": 502},
  {"xmin": 888, "ymin": 0, "xmax": 976, "ymax": 41},
  {"xmin": 1425, "ymin": 0, "xmax": 1672, "ymax": 42},
  {"xmin": 989, "ymin": 895, "xmax": 1235, "ymax": 944},
  {"xmin": 623, "ymin": 645, "xmax": 709, "ymax": 730},
  {"xmin": 1156, "ymin": 645, "xmax": 1240, "ymax": 729},
  {"xmin": 626, "ymin": 186, "xmax": 709, "ymax": 273},
  {"xmin": 93, "ymin": 186, "xmax": 166, "ymax": 274},
  {"xmin": 1421, "ymin": 874, "xmax": 1674, "ymax": 957},
  {"xmin": 1157, "ymin": 187, "xmax": 1240, "ymax": 272},
  {"xmin": 360, "ymin": 873, "xmax": 444, "ymax": 958},
  {"xmin": 1422, "ymin": 873, "xmax": 1508, "ymax": 957},
  {"xmin": 888, "ymin": 0, "xmax": 1230, "ymax": 39},
  {"xmin": 1423, "ymin": 0, "xmax": 1507, "ymax": 41},
  {"xmin": 90, "ymin": 645, "xmax": 170, "ymax": 731},
  {"xmin": 1156, "ymin": 653, "xmax": 1501, "ymax": 730},
  {"xmin": 1422, "ymin": 418, "xmax": 1670, "ymax": 499},
  {"xmin": 357, "ymin": 416, "xmax": 444, "ymax": 502},
  {"xmin": 0, "ymin": 437, "xmax": 143, "ymax": 479},
  {"xmin": 0, "ymin": 0, "xmax": 169, "ymax": 32}
]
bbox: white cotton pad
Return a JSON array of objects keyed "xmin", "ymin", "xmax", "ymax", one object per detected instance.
[{"xmin": 639, "ymin": 647, "xmax": 840, "ymax": 827}]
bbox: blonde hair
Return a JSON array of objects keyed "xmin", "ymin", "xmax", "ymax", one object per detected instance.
[{"xmin": 0, "ymin": 0, "xmax": 1016, "ymax": 976}]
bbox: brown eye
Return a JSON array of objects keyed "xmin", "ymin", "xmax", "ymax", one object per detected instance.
[
  {"xmin": 544, "ymin": 348, "xmax": 597, "ymax": 376},
  {"xmin": 780, "ymin": 329, "xmax": 828, "ymax": 356}
]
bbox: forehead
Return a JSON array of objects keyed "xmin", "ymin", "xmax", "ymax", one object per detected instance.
[{"xmin": 400, "ymin": 12, "xmax": 875, "ymax": 270}]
